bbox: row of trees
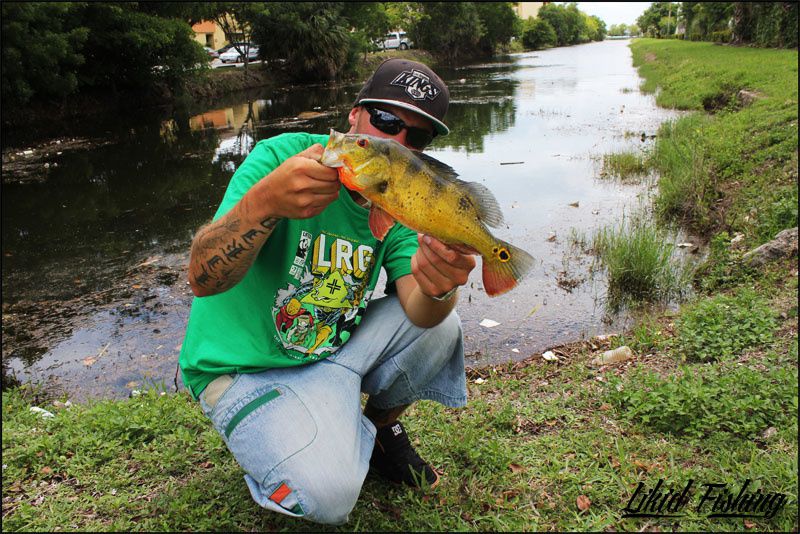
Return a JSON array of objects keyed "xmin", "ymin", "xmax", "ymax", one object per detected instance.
[
  {"xmin": 608, "ymin": 24, "xmax": 641, "ymax": 37},
  {"xmin": 1, "ymin": 2, "xmax": 526, "ymax": 110},
  {"xmin": 637, "ymin": 2, "xmax": 798, "ymax": 48},
  {"xmin": 520, "ymin": 3, "xmax": 607, "ymax": 50},
  {"xmin": 2, "ymin": 2, "xmax": 607, "ymax": 113}
]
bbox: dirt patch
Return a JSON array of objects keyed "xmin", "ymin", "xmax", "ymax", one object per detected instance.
[{"xmin": 644, "ymin": 52, "xmax": 657, "ymax": 63}]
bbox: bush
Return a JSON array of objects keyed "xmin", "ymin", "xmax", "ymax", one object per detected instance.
[
  {"xmin": 607, "ymin": 362, "xmax": 797, "ymax": 439},
  {"xmin": 673, "ymin": 288, "xmax": 777, "ymax": 362},
  {"xmin": 522, "ymin": 18, "xmax": 557, "ymax": 50},
  {"xmin": 710, "ymin": 29, "xmax": 732, "ymax": 43},
  {"xmin": 408, "ymin": 2, "xmax": 483, "ymax": 62}
]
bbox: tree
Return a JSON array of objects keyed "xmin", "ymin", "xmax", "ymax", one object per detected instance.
[
  {"xmin": 1, "ymin": 2, "xmax": 88, "ymax": 108},
  {"xmin": 252, "ymin": 2, "xmax": 352, "ymax": 81},
  {"xmin": 522, "ymin": 17, "xmax": 557, "ymax": 49},
  {"xmin": 341, "ymin": 3, "xmax": 391, "ymax": 62},
  {"xmin": 409, "ymin": 2, "xmax": 483, "ymax": 62},
  {"xmin": 589, "ymin": 15, "xmax": 607, "ymax": 41},
  {"xmin": 474, "ymin": 2, "xmax": 521, "ymax": 56},
  {"xmin": 608, "ymin": 23, "xmax": 629, "ymax": 37},
  {"xmin": 384, "ymin": 2, "xmax": 423, "ymax": 31},
  {"xmin": 537, "ymin": 3, "xmax": 570, "ymax": 45},
  {"xmin": 683, "ymin": 2, "xmax": 733, "ymax": 40},
  {"xmin": 636, "ymin": 2, "xmax": 680, "ymax": 37},
  {"xmin": 77, "ymin": 3, "xmax": 207, "ymax": 96},
  {"xmin": 537, "ymin": 3, "xmax": 596, "ymax": 46},
  {"xmin": 732, "ymin": 2, "xmax": 797, "ymax": 48}
]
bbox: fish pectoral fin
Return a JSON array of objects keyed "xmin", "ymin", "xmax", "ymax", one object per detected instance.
[{"xmin": 368, "ymin": 205, "xmax": 395, "ymax": 241}]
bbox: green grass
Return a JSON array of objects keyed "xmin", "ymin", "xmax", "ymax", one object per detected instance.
[
  {"xmin": 590, "ymin": 211, "xmax": 693, "ymax": 308},
  {"xmin": 607, "ymin": 358, "xmax": 797, "ymax": 439},
  {"xmin": 673, "ymin": 287, "xmax": 778, "ymax": 362},
  {"xmin": 631, "ymin": 39, "xmax": 798, "ymax": 245},
  {"xmin": 601, "ymin": 151, "xmax": 651, "ymax": 182}
]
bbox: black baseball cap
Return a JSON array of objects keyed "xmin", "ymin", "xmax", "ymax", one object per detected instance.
[{"xmin": 354, "ymin": 58, "xmax": 450, "ymax": 136}]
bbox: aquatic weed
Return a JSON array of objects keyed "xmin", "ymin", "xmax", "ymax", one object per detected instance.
[
  {"xmin": 600, "ymin": 151, "xmax": 650, "ymax": 182},
  {"xmin": 591, "ymin": 211, "xmax": 693, "ymax": 308}
]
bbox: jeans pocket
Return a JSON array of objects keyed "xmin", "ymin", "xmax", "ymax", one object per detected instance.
[{"xmin": 221, "ymin": 384, "xmax": 318, "ymax": 487}]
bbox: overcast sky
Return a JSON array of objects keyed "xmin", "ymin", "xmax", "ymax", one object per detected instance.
[{"xmin": 575, "ymin": 2, "xmax": 653, "ymax": 26}]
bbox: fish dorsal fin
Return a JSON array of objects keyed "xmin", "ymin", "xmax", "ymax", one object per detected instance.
[
  {"xmin": 416, "ymin": 151, "xmax": 460, "ymax": 181},
  {"xmin": 459, "ymin": 181, "xmax": 505, "ymax": 228},
  {"xmin": 416, "ymin": 152, "xmax": 505, "ymax": 228}
]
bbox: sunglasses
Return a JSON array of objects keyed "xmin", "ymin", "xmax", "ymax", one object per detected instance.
[{"xmin": 364, "ymin": 105, "xmax": 436, "ymax": 150}]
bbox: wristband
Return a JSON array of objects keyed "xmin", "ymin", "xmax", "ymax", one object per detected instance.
[{"xmin": 430, "ymin": 287, "xmax": 458, "ymax": 302}]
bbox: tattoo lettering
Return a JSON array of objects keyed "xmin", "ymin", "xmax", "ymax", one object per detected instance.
[
  {"xmin": 242, "ymin": 228, "xmax": 264, "ymax": 246},
  {"xmin": 191, "ymin": 215, "xmax": 284, "ymax": 294},
  {"xmin": 196, "ymin": 266, "xmax": 212, "ymax": 287},
  {"xmin": 207, "ymin": 255, "xmax": 227, "ymax": 271},
  {"xmin": 261, "ymin": 217, "xmax": 280, "ymax": 230},
  {"xmin": 222, "ymin": 239, "xmax": 247, "ymax": 261}
]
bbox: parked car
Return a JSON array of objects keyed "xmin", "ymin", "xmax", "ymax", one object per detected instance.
[
  {"xmin": 219, "ymin": 44, "xmax": 260, "ymax": 63},
  {"xmin": 379, "ymin": 31, "xmax": 413, "ymax": 50},
  {"xmin": 204, "ymin": 46, "xmax": 219, "ymax": 59}
]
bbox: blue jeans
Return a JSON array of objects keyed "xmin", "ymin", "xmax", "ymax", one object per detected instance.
[{"xmin": 198, "ymin": 296, "xmax": 467, "ymax": 525}]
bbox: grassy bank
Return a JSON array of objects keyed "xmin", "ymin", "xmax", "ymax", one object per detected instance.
[
  {"xmin": 632, "ymin": 39, "xmax": 798, "ymax": 246},
  {"xmin": 3, "ymin": 40, "xmax": 798, "ymax": 531}
]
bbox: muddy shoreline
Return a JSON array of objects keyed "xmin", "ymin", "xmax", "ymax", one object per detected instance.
[{"xmin": 2, "ymin": 252, "xmax": 193, "ymax": 400}]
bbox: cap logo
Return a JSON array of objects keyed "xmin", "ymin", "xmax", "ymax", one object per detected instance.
[{"xmin": 390, "ymin": 69, "xmax": 440, "ymax": 101}]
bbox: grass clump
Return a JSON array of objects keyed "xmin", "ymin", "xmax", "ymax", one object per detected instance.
[
  {"xmin": 649, "ymin": 115, "xmax": 716, "ymax": 229},
  {"xmin": 591, "ymin": 212, "xmax": 692, "ymax": 308},
  {"xmin": 607, "ymin": 361, "xmax": 798, "ymax": 439},
  {"xmin": 673, "ymin": 287, "xmax": 778, "ymax": 362},
  {"xmin": 601, "ymin": 151, "xmax": 650, "ymax": 182}
]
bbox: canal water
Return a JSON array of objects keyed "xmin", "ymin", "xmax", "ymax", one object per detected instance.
[{"xmin": 2, "ymin": 39, "xmax": 683, "ymax": 400}]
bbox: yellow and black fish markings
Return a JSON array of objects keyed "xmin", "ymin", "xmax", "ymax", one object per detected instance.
[{"xmin": 321, "ymin": 130, "xmax": 534, "ymax": 296}]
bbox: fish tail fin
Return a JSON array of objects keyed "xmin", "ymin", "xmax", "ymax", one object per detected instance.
[{"xmin": 481, "ymin": 240, "xmax": 535, "ymax": 297}]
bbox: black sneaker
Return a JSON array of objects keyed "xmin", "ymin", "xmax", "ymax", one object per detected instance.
[{"xmin": 370, "ymin": 421, "xmax": 440, "ymax": 489}]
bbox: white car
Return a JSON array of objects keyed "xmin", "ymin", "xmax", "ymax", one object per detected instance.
[
  {"xmin": 219, "ymin": 45, "xmax": 260, "ymax": 63},
  {"xmin": 380, "ymin": 31, "xmax": 413, "ymax": 50}
]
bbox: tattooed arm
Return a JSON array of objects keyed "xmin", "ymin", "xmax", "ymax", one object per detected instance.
[{"xmin": 188, "ymin": 144, "xmax": 339, "ymax": 297}]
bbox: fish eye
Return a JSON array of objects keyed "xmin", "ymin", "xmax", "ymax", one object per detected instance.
[{"xmin": 357, "ymin": 138, "xmax": 369, "ymax": 148}]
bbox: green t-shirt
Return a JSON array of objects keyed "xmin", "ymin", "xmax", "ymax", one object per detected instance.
[{"xmin": 179, "ymin": 132, "xmax": 418, "ymax": 399}]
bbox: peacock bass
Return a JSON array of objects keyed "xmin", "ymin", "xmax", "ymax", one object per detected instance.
[{"xmin": 320, "ymin": 130, "xmax": 534, "ymax": 297}]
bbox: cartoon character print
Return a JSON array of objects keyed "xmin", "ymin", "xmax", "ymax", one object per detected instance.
[
  {"xmin": 273, "ymin": 232, "xmax": 376, "ymax": 361},
  {"xmin": 276, "ymin": 297, "xmax": 314, "ymax": 333},
  {"xmin": 286, "ymin": 314, "xmax": 314, "ymax": 347}
]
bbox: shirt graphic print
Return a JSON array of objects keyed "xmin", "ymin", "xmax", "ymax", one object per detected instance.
[{"xmin": 272, "ymin": 230, "xmax": 376, "ymax": 360}]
